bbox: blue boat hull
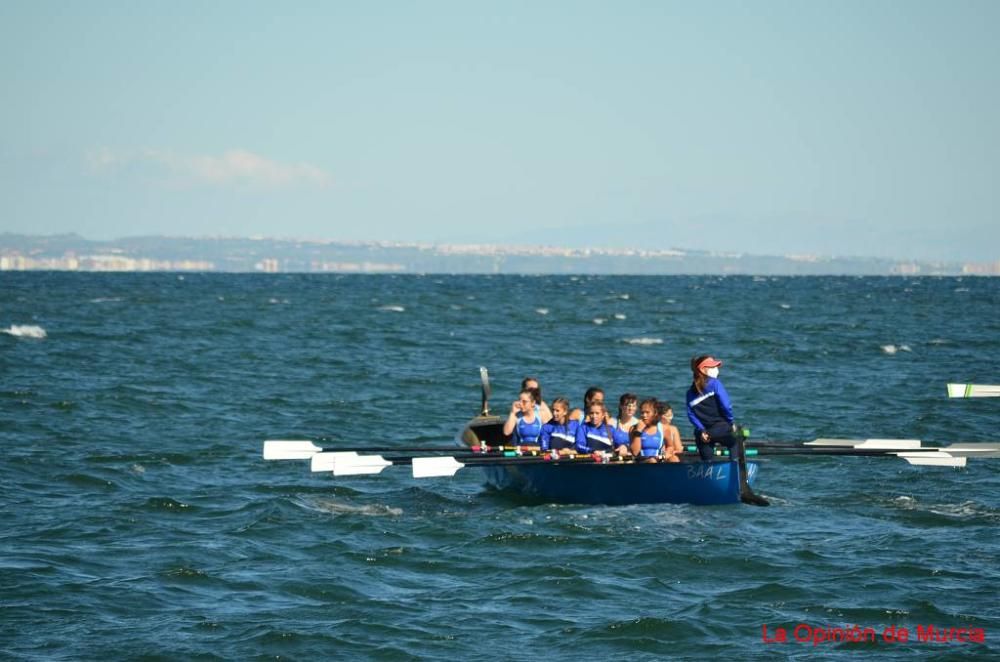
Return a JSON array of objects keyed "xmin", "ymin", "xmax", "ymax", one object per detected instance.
[
  {"xmin": 459, "ymin": 414, "xmax": 760, "ymax": 505},
  {"xmin": 479, "ymin": 459, "xmax": 759, "ymax": 506}
]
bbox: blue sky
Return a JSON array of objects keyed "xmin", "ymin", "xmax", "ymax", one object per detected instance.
[{"xmin": 2, "ymin": 1, "xmax": 998, "ymax": 261}]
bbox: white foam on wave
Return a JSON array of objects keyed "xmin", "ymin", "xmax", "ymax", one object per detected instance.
[
  {"xmin": 614, "ymin": 313, "xmax": 626, "ymax": 320},
  {"xmin": 881, "ymin": 344, "xmax": 912, "ymax": 355},
  {"xmin": 90, "ymin": 297, "xmax": 124, "ymax": 304},
  {"xmin": 892, "ymin": 496, "xmax": 995, "ymax": 522},
  {"xmin": 302, "ymin": 497, "xmax": 402, "ymax": 517},
  {"xmin": 3, "ymin": 325, "xmax": 47, "ymax": 339},
  {"xmin": 378, "ymin": 305, "xmax": 405, "ymax": 312},
  {"xmin": 623, "ymin": 337, "xmax": 664, "ymax": 346},
  {"xmin": 593, "ymin": 318, "xmax": 606, "ymax": 325},
  {"xmin": 535, "ymin": 308, "xmax": 549, "ymax": 315},
  {"xmin": 779, "ymin": 303, "xmax": 792, "ymax": 309},
  {"xmin": 618, "ymin": 294, "xmax": 630, "ymax": 300}
]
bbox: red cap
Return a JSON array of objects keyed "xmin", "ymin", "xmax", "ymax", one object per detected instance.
[{"xmin": 697, "ymin": 357, "xmax": 723, "ymax": 370}]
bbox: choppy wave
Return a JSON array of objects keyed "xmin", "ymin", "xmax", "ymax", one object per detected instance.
[
  {"xmin": 378, "ymin": 305, "xmax": 406, "ymax": 312},
  {"xmin": 3, "ymin": 324, "xmax": 47, "ymax": 338},
  {"xmin": 623, "ymin": 337, "xmax": 664, "ymax": 345}
]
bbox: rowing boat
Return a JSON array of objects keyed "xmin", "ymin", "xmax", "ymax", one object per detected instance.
[{"xmin": 457, "ymin": 411, "xmax": 759, "ymax": 506}]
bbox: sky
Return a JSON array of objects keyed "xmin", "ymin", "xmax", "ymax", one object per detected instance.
[{"xmin": 1, "ymin": 1, "xmax": 998, "ymax": 261}]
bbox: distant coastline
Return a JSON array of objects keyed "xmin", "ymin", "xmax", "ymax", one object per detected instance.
[{"xmin": 1, "ymin": 233, "xmax": 998, "ymax": 276}]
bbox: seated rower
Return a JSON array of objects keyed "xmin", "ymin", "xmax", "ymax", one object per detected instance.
[
  {"xmin": 612, "ymin": 392, "xmax": 639, "ymax": 449},
  {"xmin": 539, "ymin": 397, "xmax": 578, "ymax": 454},
  {"xmin": 521, "ymin": 376, "xmax": 553, "ymax": 423},
  {"xmin": 630, "ymin": 398, "xmax": 665, "ymax": 462},
  {"xmin": 575, "ymin": 400, "xmax": 623, "ymax": 455},
  {"xmin": 503, "ymin": 388, "xmax": 543, "ymax": 446},
  {"xmin": 659, "ymin": 401, "xmax": 683, "ymax": 463},
  {"xmin": 570, "ymin": 386, "xmax": 606, "ymax": 422}
]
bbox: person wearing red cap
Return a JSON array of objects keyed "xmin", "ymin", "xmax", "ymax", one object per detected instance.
[
  {"xmin": 686, "ymin": 355, "xmax": 769, "ymax": 506},
  {"xmin": 686, "ymin": 355, "xmax": 736, "ymax": 460}
]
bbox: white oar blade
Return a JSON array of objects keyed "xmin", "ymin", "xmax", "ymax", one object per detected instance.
[
  {"xmin": 948, "ymin": 383, "xmax": 1000, "ymax": 398},
  {"xmin": 412, "ymin": 456, "xmax": 465, "ymax": 478},
  {"xmin": 856, "ymin": 439, "xmax": 922, "ymax": 450},
  {"xmin": 263, "ymin": 440, "xmax": 323, "ymax": 460},
  {"xmin": 332, "ymin": 458, "xmax": 392, "ymax": 476},
  {"xmin": 805, "ymin": 438, "xmax": 922, "ymax": 450},
  {"xmin": 899, "ymin": 452, "xmax": 967, "ymax": 467},
  {"xmin": 807, "ymin": 438, "xmax": 864, "ymax": 447},
  {"xmin": 309, "ymin": 452, "xmax": 361, "ymax": 472}
]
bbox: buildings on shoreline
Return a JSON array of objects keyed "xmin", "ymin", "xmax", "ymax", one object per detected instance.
[{"xmin": 1, "ymin": 234, "xmax": 998, "ymax": 276}]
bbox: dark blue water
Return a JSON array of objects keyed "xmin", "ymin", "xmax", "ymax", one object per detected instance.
[{"xmin": 2, "ymin": 273, "xmax": 998, "ymax": 659}]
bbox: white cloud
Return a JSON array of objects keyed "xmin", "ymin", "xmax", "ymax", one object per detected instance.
[{"xmin": 87, "ymin": 147, "xmax": 333, "ymax": 189}]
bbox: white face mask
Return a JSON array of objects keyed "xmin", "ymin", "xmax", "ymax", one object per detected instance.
[{"xmin": 705, "ymin": 367, "xmax": 720, "ymax": 379}]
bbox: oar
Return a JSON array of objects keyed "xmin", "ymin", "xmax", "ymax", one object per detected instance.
[
  {"xmin": 263, "ymin": 439, "xmax": 539, "ymax": 461},
  {"xmin": 948, "ymin": 383, "xmax": 1000, "ymax": 398},
  {"xmin": 412, "ymin": 452, "xmax": 613, "ymax": 478},
  {"xmin": 320, "ymin": 454, "xmax": 560, "ymax": 478},
  {"xmin": 315, "ymin": 451, "xmax": 614, "ymax": 477},
  {"xmin": 731, "ymin": 444, "xmax": 1000, "ymax": 467},
  {"xmin": 309, "ymin": 450, "xmax": 545, "ymax": 473},
  {"xmin": 687, "ymin": 438, "xmax": 924, "ymax": 454}
]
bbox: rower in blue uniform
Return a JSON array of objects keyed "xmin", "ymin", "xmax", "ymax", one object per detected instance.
[
  {"xmin": 503, "ymin": 388, "xmax": 543, "ymax": 444},
  {"xmin": 612, "ymin": 392, "xmax": 639, "ymax": 448},
  {"xmin": 539, "ymin": 397, "xmax": 578, "ymax": 452},
  {"xmin": 575, "ymin": 401, "xmax": 618, "ymax": 453},
  {"xmin": 630, "ymin": 398, "xmax": 664, "ymax": 461}
]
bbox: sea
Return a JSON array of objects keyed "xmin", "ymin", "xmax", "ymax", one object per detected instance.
[{"xmin": 2, "ymin": 272, "xmax": 998, "ymax": 660}]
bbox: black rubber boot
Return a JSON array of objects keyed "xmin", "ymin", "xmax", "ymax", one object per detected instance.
[{"xmin": 735, "ymin": 427, "xmax": 770, "ymax": 506}]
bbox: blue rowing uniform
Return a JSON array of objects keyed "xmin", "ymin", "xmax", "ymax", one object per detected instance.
[
  {"xmin": 635, "ymin": 423, "xmax": 664, "ymax": 458},
  {"xmin": 686, "ymin": 377, "xmax": 734, "ymax": 433},
  {"xmin": 513, "ymin": 411, "xmax": 543, "ymax": 444},
  {"xmin": 539, "ymin": 418, "xmax": 579, "ymax": 451},
  {"xmin": 686, "ymin": 377, "xmax": 739, "ymax": 461},
  {"xmin": 575, "ymin": 420, "xmax": 614, "ymax": 453},
  {"xmin": 612, "ymin": 415, "xmax": 638, "ymax": 448}
]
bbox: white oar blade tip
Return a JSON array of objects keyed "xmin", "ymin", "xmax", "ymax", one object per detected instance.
[
  {"xmin": 332, "ymin": 460, "xmax": 391, "ymax": 476},
  {"xmin": 309, "ymin": 451, "xmax": 363, "ymax": 472},
  {"xmin": 262, "ymin": 440, "xmax": 323, "ymax": 460},
  {"xmin": 899, "ymin": 452, "xmax": 967, "ymax": 468},
  {"xmin": 412, "ymin": 456, "xmax": 465, "ymax": 478}
]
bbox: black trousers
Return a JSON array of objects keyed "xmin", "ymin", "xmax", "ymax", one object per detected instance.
[{"xmin": 695, "ymin": 421, "xmax": 741, "ymax": 461}]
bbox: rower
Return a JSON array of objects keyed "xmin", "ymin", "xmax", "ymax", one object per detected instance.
[
  {"xmin": 539, "ymin": 397, "xmax": 578, "ymax": 454},
  {"xmin": 630, "ymin": 398, "xmax": 664, "ymax": 462},
  {"xmin": 521, "ymin": 376, "xmax": 553, "ymax": 423},
  {"xmin": 574, "ymin": 401, "xmax": 617, "ymax": 453},
  {"xmin": 503, "ymin": 388, "xmax": 543, "ymax": 445}
]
